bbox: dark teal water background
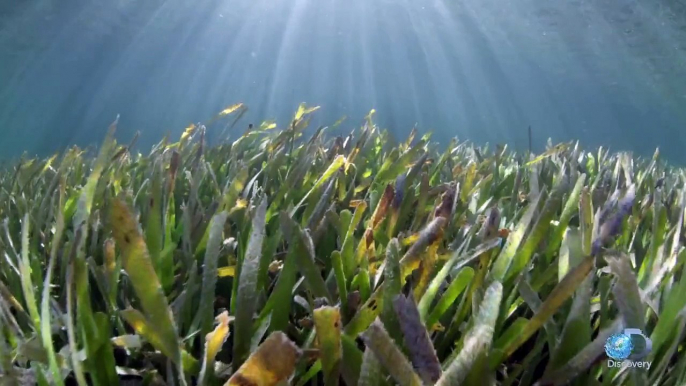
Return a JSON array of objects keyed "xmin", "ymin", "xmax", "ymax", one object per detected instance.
[{"xmin": 1, "ymin": 0, "xmax": 685, "ymax": 160}]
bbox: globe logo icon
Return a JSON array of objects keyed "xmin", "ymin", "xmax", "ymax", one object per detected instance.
[{"xmin": 605, "ymin": 333, "xmax": 634, "ymax": 360}]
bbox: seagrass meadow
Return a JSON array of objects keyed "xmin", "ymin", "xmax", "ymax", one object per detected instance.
[{"xmin": 1, "ymin": 103, "xmax": 685, "ymax": 386}]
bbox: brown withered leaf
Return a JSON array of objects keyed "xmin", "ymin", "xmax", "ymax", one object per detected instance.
[
  {"xmin": 226, "ymin": 332, "xmax": 301, "ymax": 386},
  {"xmin": 434, "ymin": 183, "xmax": 456, "ymax": 220}
]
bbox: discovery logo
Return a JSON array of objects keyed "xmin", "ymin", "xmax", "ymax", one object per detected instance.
[{"xmin": 604, "ymin": 328, "xmax": 652, "ymax": 370}]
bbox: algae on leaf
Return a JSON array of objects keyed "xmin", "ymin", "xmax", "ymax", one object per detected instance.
[
  {"xmin": 233, "ymin": 195, "xmax": 267, "ymax": 369},
  {"xmin": 110, "ymin": 198, "xmax": 183, "ymax": 367},
  {"xmin": 313, "ymin": 306, "xmax": 343, "ymax": 385}
]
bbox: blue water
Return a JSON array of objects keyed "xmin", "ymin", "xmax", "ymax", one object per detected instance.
[{"xmin": 1, "ymin": 0, "xmax": 685, "ymax": 160}]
